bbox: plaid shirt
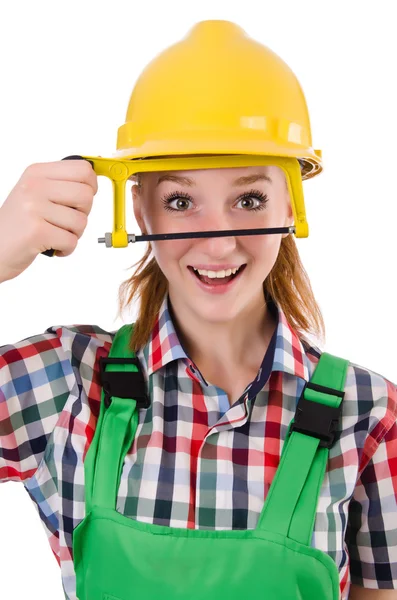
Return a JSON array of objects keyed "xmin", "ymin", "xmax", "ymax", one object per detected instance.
[{"xmin": 1, "ymin": 293, "xmax": 396, "ymax": 600}]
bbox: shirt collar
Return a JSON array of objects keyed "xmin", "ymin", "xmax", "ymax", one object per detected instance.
[{"xmin": 140, "ymin": 291, "xmax": 312, "ymax": 384}]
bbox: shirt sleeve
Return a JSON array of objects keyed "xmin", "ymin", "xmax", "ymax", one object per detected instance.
[
  {"xmin": 0, "ymin": 327, "xmax": 76, "ymax": 483},
  {"xmin": 346, "ymin": 390, "xmax": 397, "ymax": 591}
]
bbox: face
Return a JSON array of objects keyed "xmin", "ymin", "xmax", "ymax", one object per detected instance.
[{"xmin": 131, "ymin": 164, "xmax": 294, "ymax": 324}]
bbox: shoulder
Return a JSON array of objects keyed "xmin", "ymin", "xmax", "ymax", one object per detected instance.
[
  {"xmin": 0, "ymin": 323, "xmax": 116, "ymax": 372},
  {"xmin": 0, "ymin": 323, "xmax": 117, "ymax": 483},
  {"xmin": 299, "ymin": 336, "xmax": 397, "ymax": 454},
  {"xmin": 340, "ymin": 356, "xmax": 396, "ymax": 442},
  {"xmin": 344, "ymin": 358, "xmax": 397, "ymax": 462},
  {"xmin": 43, "ymin": 323, "xmax": 116, "ymax": 348}
]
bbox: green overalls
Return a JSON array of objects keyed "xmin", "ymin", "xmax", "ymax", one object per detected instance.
[{"xmin": 72, "ymin": 324, "xmax": 349, "ymax": 600}]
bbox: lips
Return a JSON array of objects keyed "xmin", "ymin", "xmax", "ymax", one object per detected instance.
[{"xmin": 187, "ymin": 263, "xmax": 247, "ymax": 293}]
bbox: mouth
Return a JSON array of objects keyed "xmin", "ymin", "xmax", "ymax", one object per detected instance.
[{"xmin": 187, "ymin": 264, "xmax": 247, "ymax": 293}]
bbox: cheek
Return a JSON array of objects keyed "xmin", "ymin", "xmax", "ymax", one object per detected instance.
[
  {"xmin": 249, "ymin": 237, "xmax": 282, "ymax": 272},
  {"xmin": 247, "ymin": 233, "xmax": 279, "ymax": 255},
  {"xmin": 150, "ymin": 240, "xmax": 191, "ymax": 274}
]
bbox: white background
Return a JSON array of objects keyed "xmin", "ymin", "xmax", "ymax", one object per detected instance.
[{"xmin": 0, "ymin": 1, "xmax": 396, "ymax": 598}]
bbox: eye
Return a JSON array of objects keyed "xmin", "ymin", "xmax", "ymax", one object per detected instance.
[
  {"xmin": 160, "ymin": 189, "xmax": 269, "ymax": 213},
  {"xmin": 236, "ymin": 190, "xmax": 269, "ymax": 212},
  {"xmin": 161, "ymin": 191, "xmax": 193, "ymax": 212}
]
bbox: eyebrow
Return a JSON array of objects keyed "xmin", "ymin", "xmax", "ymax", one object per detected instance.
[{"xmin": 156, "ymin": 173, "xmax": 273, "ymax": 187}]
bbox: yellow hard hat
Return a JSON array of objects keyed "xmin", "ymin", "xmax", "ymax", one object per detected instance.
[{"xmin": 115, "ymin": 20, "xmax": 322, "ymax": 182}]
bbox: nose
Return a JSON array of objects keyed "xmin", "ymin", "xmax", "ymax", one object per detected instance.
[{"xmin": 193, "ymin": 212, "xmax": 239, "ymax": 255}]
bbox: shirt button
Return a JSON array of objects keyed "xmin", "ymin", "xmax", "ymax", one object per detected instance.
[{"xmin": 186, "ymin": 365, "xmax": 200, "ymax": 383}]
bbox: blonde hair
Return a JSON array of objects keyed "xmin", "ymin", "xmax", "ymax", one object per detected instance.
[{"xmin": 116, "ymin": 171, "xmax": 325, "ymax": 353}]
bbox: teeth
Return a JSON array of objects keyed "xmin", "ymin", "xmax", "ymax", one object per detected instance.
[{"xmin": 192, "ymin": 266, "xmax": 242, "ymax": 278}]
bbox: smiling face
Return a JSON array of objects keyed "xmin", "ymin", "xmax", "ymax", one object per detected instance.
[{"xmin": 131, "ymin": 164, "xmax": 294, "ymax": 326}]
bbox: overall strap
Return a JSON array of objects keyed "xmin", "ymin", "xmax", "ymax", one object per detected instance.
[
  {"xmin": 257, "ymin": 352, "xmax": 349, "ymax": 546},
  {"xmin": 84, "ymin": 324, "xmax": 148, "ymax": 513}
]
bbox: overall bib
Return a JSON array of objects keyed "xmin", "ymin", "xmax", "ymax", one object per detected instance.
[{"xmin": 72, "ymin": 324, "xmax": 349, "ymax": 600}]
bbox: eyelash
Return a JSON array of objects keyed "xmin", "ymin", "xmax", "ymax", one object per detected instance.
[{"xmin": 160, "ymin": 189, "xmax": 269, "ymax": 213}]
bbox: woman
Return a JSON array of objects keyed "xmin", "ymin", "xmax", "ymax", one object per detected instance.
[{"xmin": 1, "ymin": 19, "xmax": 396, "ymax": 600}]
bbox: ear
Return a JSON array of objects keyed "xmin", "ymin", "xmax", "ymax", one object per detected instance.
[
  {"xmin": 282, "ymin": 198, "xmax": 295, "ymax": 238},
  {"xmin": 131, "ymin": 184, "xmax": 146, "ymax": 233},
  {"xmin": 287, "ymin": 201, "xmax": 294, "ymax": 224}
]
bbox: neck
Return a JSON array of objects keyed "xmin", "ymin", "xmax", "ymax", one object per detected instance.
[{"xmin": 167, "ymin": 290, "xmax": 277, "ymax": 372}]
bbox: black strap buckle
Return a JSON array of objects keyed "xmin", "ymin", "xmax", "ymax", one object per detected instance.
[
  {"xmin": 289, "ymin": 381, "xmax": 344, "ymax": 449},
  {"xmin": 99, "ymin": 357, "xmax": 150, "ymax": 409}
]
